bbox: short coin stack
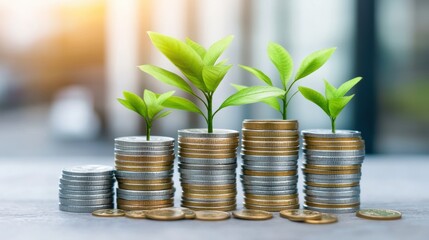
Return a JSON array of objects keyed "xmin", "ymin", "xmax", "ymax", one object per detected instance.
[
  {"xmin": 302, "ymin": 129, "xmax": 365, "ymax": 214},
  {"xmin": 178, "ymin": 129, "xmax": 239, "ymax": 211},
  {"xmin": 241, "ymin": 120, "xmax": 300, "ymax": 212},
  {"xmin": 59, "ymin": 165, "xmax": 115, "ymax": 213},
  {"xmin": 114, "ymin": 136, "xmax": 175, "ymax": 211}
]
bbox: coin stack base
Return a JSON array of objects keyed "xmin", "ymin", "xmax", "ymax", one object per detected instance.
[
  {"xmin": 302, "ymin": 129, "xmax": 365, "ymax": 214},
  {"xmin": 178, "ymin": 129, "xmax": 239, "ymax": 211},
  {"xmin": 59, "ymin": 165, "xmax": 115, "ymax": 213},
  {"xmin": 241, "ymin": 120, "xmax": 300, "ymax": 212},
  {"xmin": 114, "ymin": 136, "xmax": 175, "ymax": 210}
]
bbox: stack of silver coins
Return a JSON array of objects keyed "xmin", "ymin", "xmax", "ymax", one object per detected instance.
[
  {"xmin": 302, "ymin": 129, "xmax": 365, "ymax": 214},
  {"xmin": 59, "ymin": 165, "xmax": 115, "ymax": 213},
  {"xmin": 241, "ymin": 120, "xmax": 300, "ymax": 212},
  {"xmin": 114, "ymin": 136, "xmax": 175, "ymax": 210},
  {"xmin": 178, "ymin": 129, "xmax": 239, "ymax": 211}
]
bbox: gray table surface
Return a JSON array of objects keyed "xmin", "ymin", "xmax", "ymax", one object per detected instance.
[{"xmin": 1, "ymin": 155, "xmax": 428, "ymax": 240}]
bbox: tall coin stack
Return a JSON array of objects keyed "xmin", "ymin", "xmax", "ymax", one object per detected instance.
[
  {"xmin": 178, "ymin": 129, "xmax": 239, "ymax": 211},
  {"xmin": 302, "ymin": 130, "xmax": 365, "ymax": 214},
  {"xmin": 114, "ymin": 136, "xmax": 175, "ymax": 211},
  {"xmin": 241, "ymin": 120, "xmax": 300, "ymax": 212},
  {"xmin": 59, "ymin": 165, "xmax": 115, "ymax": 213}
]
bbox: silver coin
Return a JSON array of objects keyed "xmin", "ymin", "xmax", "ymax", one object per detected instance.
[
  {"xmin": 240, "ymin": 179, "xmax": 298, "ymax": 186},
  {"xmin": 303, "ymin": 154, "xmax": 365, "ymax": 160},
  {"xmin": 59, "ymin": 178, "xmax": 115, "ymax": 186},
  {"xmin": 304, "ymin": 190, "xmax": 360, "ymax": 198},
  {"xmin": 304, "ymin": 180, "xmax": 361, "ymax": 185},
  {"xmin": 180, "ymin": 179, "xmax": 236, "ymax": 185},
  {"xmin": 114, "ymin": 144, "xmax": 173, "ymax": 151},
  {"xmin": 179, "ymin": 157, "xmax": 236, "ymax": 165},
  {"xmin": 181, "ymin": 199, "xmax": 236, "ymax": 204},
  {"xmin": 244, "ymin": 189, "xmax": 298, "ymax": 195},
  {"xmin": 303, "ymin": 159, "xmax": 364, "ymax": 166},
  {"xmin": 114, "ymin": 136, "xmax": 175, "ymax": 146},
  {"xmin": 179, "ymin": 168, "xmax": 236, "ymax": 176},
  {"xmin": 117, "ymin": 188, "xmax": 174, "ymax": 196},
  {"xmin": 304, "ymin": 185, "xmax": 361, "ymax": 192},
  {"xmin": 304, "ymin": 173, "xmax": 362, "ymax": 180},
  {"xmin": 179, "ymin": 174, "xmax": 236, "ymax": 181},
  {"xmin": 59, "ymin": 192, "xmax": 114, "ymax": 200},
  {"xmin": 303, "ymin": 204, "xmax": 360, "ymax": 214},
  {"xmin": 61, "ymin": 174, "xmax": 114, "ymax": 181},
  {"xmin": 117, "ymin": 194, "xmax": 174, "ymax": 201},
  {"xmin": 305, "ymin": 196, "xmax": 360, "ymax": 204},
  {"xmin": 242, "ymin": 164, "xmax": 297, "ymax": 171},
  {"xmin": 178, "ymin": 163, "xmax": 237, "ymax": 170},
  {"xmin": 115, "ymin": 170, "xmax": 173, "ymax": 179},
  {"xmin": 302, "ymin": 129, "xmax": 361, "ymax": 138},
  {"xmin": 242, "ymin": 185, "xmax": 297, "ymax": 191},
  {"xmin": 59, "ymin": 198, "xmax": 113, "ymax": 206},
  {"xmin": 242, "ymin": 129, "xmax": 299, "ymax": 134},
  {"xmin": 303, "ymin": 149, "xmax": 365, "ymax": 157},
  {"xmin": 59, "ymin": 188, "xmax": 113, "ymax": 195},
  {"xmin": 59, "ymin": 204, "xmax": 114, "ymax": 213},
  {"xmin": 62, "ymin": 165, "xmax": 114, "ymax": 176},
  {"xmin": 241, "ymin": 154, "xmax": 299, "ymax": 161},
  {"xmin": 178, "ymin": 128, "xmax": 239, "ymax": 138},
  {"xmin": 59, "ymin": 184, "xmax": 114, "ymax": 191},
  {"xmin": 241, "ymin": 175, "xmax": 298, "ymax": 182},
  {"xmin": 114, "ymin": 149, "xmax": 174, "ymax": 156},
  {"xmin": 243, "ymin": 160, "xmax": 298, "ymax": 167}
]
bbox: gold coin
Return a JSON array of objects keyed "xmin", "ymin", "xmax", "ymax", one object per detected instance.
[
  {"xmin": 115, "ymin": 165, "xmax": 172, "ymax": 172},
  {"xmin": 179, "ymin": 152, "xmax": 237, "ymax": 159},
  {"xmin": 179, "ymin": 137, "xmax": 239, "ymax": 145},
  {"xmin": 303, "ymin": 136, "xmax": 361, "ymax": 142},
  {"xmin": 303, "ymin": 164, "xmax": 361, "ymax": 171},
  {"xmin": 356, "ymin": 209, "xmax": 402, "ymax": 220},
  {"xmin": 181, "ymin": 200, "xmax": 236, "ymax": 208},
  {"xmin": 91, "ymin": 209, "xmax": 125, "ymax": 217},
  {"xmin": 145, "ymin": 208, "xmax": 186, "ymax": 221},
  {"xmin": 302, "ymin": 168, "xmax": 361, "ymax": 175},
  {"xmin": 118, "ymin": 182, "xmax": 174, "ymax": 191},
  {"xmin": 181, "ymin": 183, "xmax": 236, "ymax": 190},
  {"xmin": 279, "ymin": 209, "xmax": 322, "ymax": 222},
  {"xmin": 243, "ymin": 170, "xmax": 297, "ymax": 176},
  {"xmin": 305, "ymin": 181, "xmax": 359, "ymax": 188},
  {"xmin": 117, "ymin": 198, "xmax": 174, "ymax": 206},
  {"xmin": 118, "ymin": 204, "xmax": 173, "ymax": 211},
  {"xmin": 232, "ymin": 209, "xmax": 273, "ymax": 220},
  {"xmin": 243, "ymin": 136, "xmax": 299, "ymax": 142},
  {"xmin": 304, "ymin": 145, "xmax": 365, "ymax": 151},
  {"xmin": 242, "ymin": 129, "xmax": 299, "ymax": 137},
  {"xmin": 115, "ymin": 154, "xmax": 175, "ymax": 161},
  {"xmin": 304, "ymin": 139, "xmax": 364, "ymax": 147},
  {"xmin": 242, "ymin": 140, "xmax": 300, "ymax": 148},
  {"xmin": 244, "ymin": 197, "xmax": 299, "ymax": 206},
  {"xmin": 178, "ymin": 142, "xmax": 236, "ymax": 150},
  {"xmin": 184, "ymin": 188, "xmax": 237, "ymax": 195},
  {"xmin": 182, "ymin": 192, "xmax": 236, "ymax": 199},
  {"xmin": 179, "ymin": 147, "xmax": 237, "ymax": 154},
  {"xmin": 195, "ymin": 210, "xmax": 231, "ymax": 221},
  {"xmin": 305, "ymin": 213, "xmax": 338, "ymax": 224},
  {"xmin": 244, "ymin": 203, "xmax": 299, "ymax": 212},
  {"xmin": 183, "ymin": 204, "xmax": 237, "ymax": 212},
  {"xmin": 243, "ymin": 120, "xmax": 298, "ymax": 130},
  {"xmin": 305, "ymin": 201, "xmax": 360, "ymax": 208},
  {"xmin": 243, "ymin": 146, "xmax": 300, "ymax": 151},
  {"xmin": 125, "ymin": 210, "xmax": 148, "ymax": 219},
  {"xmin": 242, "ymin": 149, "xmax": 298, "ymax": 156},
  {"xmin": 163, "ymin": 207, "xmax": 196, "ymax": 219},
  {"xmin": 115, "ymin": 160, "xmax": 173, "ymax": 167},
  {"xmin": 245, "ymin": 193, "xmax": 298, "ymax": 200}
]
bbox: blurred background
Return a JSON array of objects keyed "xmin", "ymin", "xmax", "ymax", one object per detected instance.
[{"xmin": 0, "ymin": 0, "xmax": 428, "ymax": 157}]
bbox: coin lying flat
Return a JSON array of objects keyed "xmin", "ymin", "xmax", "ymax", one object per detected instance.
[
  {"xmin": 195, "ymin": 210, "xmax": 231, "ymax": 221},
  {"xmin": 279, "ymin": 209, "xmax": 322, "ymax": 222},
  {"xmin": 304, "ymin": 213, "xmax": 338, "ymax": 224},
  {"xmin": 92, "ymin": 209, "xmax": 126, "ymax": 217},
  {"xmin": 125, "ymin": 210, "xmax": 148, "ymax": 219},
  {"xmin": 356, "ymin": 209, "xmax": 402, "ymax": 220},
  {"xmin": 232, "ymin": 209, "xmax": 272, "ymax": 220},
  {"xmin": 162, "ymin": 207, "xmax": 196, "ymax": 219},
  {"xmin": 145, "ymin": 208, "xmax": 185, "ymax": 221}
]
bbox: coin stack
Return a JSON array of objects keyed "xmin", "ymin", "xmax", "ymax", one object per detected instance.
[
  {"xmin": 59, "ymin": 165, "xmax": 115, "ymax": 213},
  {"xmin": 178, "ymin": 129, "xmax": 239, "ymax": 211},
  {"xmin": 114, "ymin": 136, "xmax": 175, "ymax": 211},
  {"xmin": 241, "ymin": 120, "xmax": 300, "ymax": 212},
  {"xmin": 302, "ymin": 129, "xmax": 365, "ymax": 214}
]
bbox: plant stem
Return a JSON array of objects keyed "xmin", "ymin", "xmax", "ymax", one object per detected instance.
[
  {"xmin": 207, "ymin": 94, "xmax": 213, "ymax": 133},
  {"xmin": 146, "ymin": 121, "xmax": 151, "ymax": 141},
  {"xmin": 331, "ymin": 117, "xmax": 336, "ymax": 134},
  {"xmin": 282, "ymin": 96, "xmax": 287, "ymax": 120}
]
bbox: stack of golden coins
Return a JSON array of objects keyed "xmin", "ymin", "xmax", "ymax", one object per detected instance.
[
  {"xmin": 302, "ymin": 130, "xmax": 365, "ymax": 214},
  {"xmin": 178, "ymin": 129, "xmax": 239, "ymax": 211},
  {"xmin": 114, "ymin": 136, "xmax": 175, "ymax": 210},
  {"xmin": 241, "ymin": 120, "xmax": 300, "ymax": 212}
]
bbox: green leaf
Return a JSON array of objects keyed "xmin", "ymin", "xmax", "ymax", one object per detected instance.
[
  {"xmin": 202, "ymin": 64, "xmax": 232, "ymax": 92},
  {"xmin": 231, "ymin": 84, "xmax": 280, "ymax": 111},
  {"xmin": 336, "ymin": 77, "xmax": 362, "ymax": 97},
  {"xmin": 147, "ymin": 32, "xmax": 206, "ymax": 91},
  {"xmin": 324, "ymin": 79, "xmax": 337, "ymax": 100},
  {"xmin": 143, "ymin": 89, "xmax": 160, "ymax": 119},
  {"xmin": 153, "ymin": 110, "xmax": 172, "ymax": 121},
  {"xmin": 139, "ymin": 65, "xmax": 193, "ymax": 94},
  {"xmin": 162, "ymin": 96, "xmax": 203, "ymax": 115},
  {"xmin": 186, "ymin": 38, "xmax": 206, "ymax": 59},
  {"xmin": 203, "ymin": 35, "xmax": 234, "ymax": 66},
  {"xmin": 298, "ymin": 86, "xmax": 329, "ymax": 115},
  {"xmin": 219, "ymin": 86, "xmax": 285, "ymax": 110},
  {"xmin": 123, "ymin": 91, "xmax": 147, "ymax": 117},
  {"xmin": 117, "ymin": 98, "xmax": 135, "ymax": 112},
  {"xmin": 267, "ymin": 42, "xmax": 293, "ymax": 88},
  {"xmin": 239, "ymin": 65, "xmax": 272, "ymax": 86},
  {"xmin": 231, "ymin": 83, "xmax": 247, "ymax": 91},
  {"xmin": 295, "ymin": 47, "xmax": 336, "ymax": 81},
  {"xmin": 328, "ymin": 95, "xmax": 354, "ymax": 118}
]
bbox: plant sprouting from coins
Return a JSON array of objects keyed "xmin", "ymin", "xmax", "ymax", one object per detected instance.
[
  {"xmin": 234, "ymin": 42, "xmax": 336, "ymax": 120},
  {"xmin": 298, "ymin": 77, "xmax": 362, "ymax": 133},
  {"xmin": 118, "ymin": 89, "xmax": 175, "ymax": 141},
  {"xmin": 140, "ymin": 32, "xmax": 284, "ymax": 133}
]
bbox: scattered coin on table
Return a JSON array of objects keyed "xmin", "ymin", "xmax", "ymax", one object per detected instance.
[
  {"xmin": 356, "ymin": 209, "xmax": 402, "ymax": 220},
  {"xmin": 92, "ymin": 209, "xmax": 126, "ymax": 217},
  {"xmin": 195, "ymin": 210, "xmax": 231, "ymax": 221},
  {"xmin": 279, "ymin": 209, "xmax": 322, "ymax": 222},
  {"xmin": 232, "ymin": 209, "xmax": 273, "ymax": 220}
]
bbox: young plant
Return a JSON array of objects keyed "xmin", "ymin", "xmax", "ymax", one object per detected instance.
[
  {"xmin": 139, "ymin": 32, "xmax": 284, "ymax": 133},
  {"xmin": 298, "ymin": 77, "xmax": 362, "ymax": 133},
  {"xmin": 236, "ymin": 42, "xmax": 336, "ymax": 120},
  {"xmin": 117, "ymin": 89, "xmax": 175, "ymax": 140}
]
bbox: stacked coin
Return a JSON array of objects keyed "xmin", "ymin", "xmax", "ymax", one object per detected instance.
[
  {"xmin": 241, "ymin": 120, "xmax": 300, "ymax": 212},
  {"xmin": 59, "ymin": 165, "xmax": 115, "ymax": 213},
  {"xmin": 302, "ymin": 129, "xmax": 365, "ymax": 214},
  {"xmin": 114, "ymin": 136, "xmax": 175, "ymax": 210},
  {"xmin": 178, "ymin": 129, "xmax": 239, "ymax": 211}
]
